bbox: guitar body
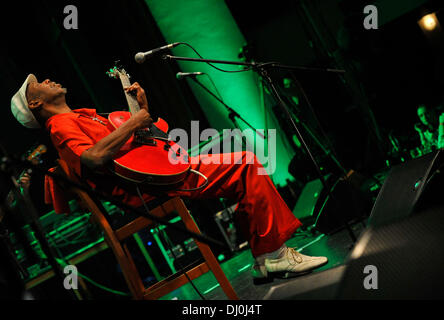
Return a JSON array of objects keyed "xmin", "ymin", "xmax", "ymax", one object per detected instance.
[{"xmin": 107, "ymin": 111, "xmax": 191, "ymax": 185}]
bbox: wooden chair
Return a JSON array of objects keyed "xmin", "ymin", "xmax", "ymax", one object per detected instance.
[{"xmin": 55, "ymin": 159, "xmax": 238, "ymax": 300}]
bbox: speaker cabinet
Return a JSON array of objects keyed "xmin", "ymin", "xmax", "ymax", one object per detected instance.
[
  {"xmin": 368, "ymin": 150, "xmax": 443, "ymax": 227},
  {"xmin": 337, "ymin": 151, "xmax": 444, "ymax": 299},
  {"xmin": 337, "ymin": 206, "xmax": 444, "ymax": 299},
  {"xmin": 292, "ymin": 177, "xmax": 326, "ymax": 225}
]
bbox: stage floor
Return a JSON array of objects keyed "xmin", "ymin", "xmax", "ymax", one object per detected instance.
[{"xmin": 158, "ymin": 220, "xmax": 367, "ymax": 300}]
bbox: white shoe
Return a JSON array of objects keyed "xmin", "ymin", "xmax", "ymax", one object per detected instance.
[{"xmin": 265, "ymin": 247, "xmax": 328, "ymax": 276}]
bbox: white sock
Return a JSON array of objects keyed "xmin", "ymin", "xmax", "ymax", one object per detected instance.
[{"xmin": 255, "ymin": 243, "xmax": 288, "ymax": 265}]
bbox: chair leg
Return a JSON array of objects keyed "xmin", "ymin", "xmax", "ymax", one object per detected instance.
[
  {"xmin": 79, "ymin": 190, "xmax": 145, "ymax": 299},
  {"xmin": 122, "ymin": 243, "xmax": 146, "ymax": 299},
  {"xmin": 171, "ymin": 198, "xmax": 239, "ymax": 300}
]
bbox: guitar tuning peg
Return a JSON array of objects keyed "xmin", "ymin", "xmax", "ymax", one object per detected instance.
[{"xmin": 114, "ymin": 60, "xmax": 122, "ymax": 69}]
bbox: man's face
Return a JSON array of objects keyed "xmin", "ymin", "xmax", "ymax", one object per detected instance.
[
  {"xmin": 417, "ymin": 106, "xmax": 430, "ymax": 126},
  {"xmin": 26, "ymin": 79, "xmax": 67, "ymax": 106}
]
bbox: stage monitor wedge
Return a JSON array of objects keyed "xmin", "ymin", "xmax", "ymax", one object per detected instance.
[
  {"xmin": 337, "ymin": 205, "xmax": 444, "ymax": 299},
  {"xmin": 368, "ymin": 150, "xmax": 443, "ymax": 228}
]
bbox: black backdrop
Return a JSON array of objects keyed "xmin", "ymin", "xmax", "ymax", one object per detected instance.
[{"xmin": 226, "ymin": 0, "xmax": 444, "ymax": 172}]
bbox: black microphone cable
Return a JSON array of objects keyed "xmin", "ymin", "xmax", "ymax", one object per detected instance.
[{"xmin": 177, "ymin": 42, "xmax": 255, "ymax": 73}]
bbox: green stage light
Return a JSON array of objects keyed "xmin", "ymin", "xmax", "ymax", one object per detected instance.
[{"xmin": 145, "ymin": 0, "xmax": 295, "ymax": 185}]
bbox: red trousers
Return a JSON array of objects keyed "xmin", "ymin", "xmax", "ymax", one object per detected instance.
[{"xmin": 167, "ymin": 151, "xmax": 302, "ymax": 257}]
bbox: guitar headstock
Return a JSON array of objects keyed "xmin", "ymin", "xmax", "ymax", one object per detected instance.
[
  {"xmin": 106, "ymin": 62, "xmax": 139, "ymax": 113},
  {"xmin": 106, "ymin": 63, "xmax": 131, "ymax": 81}
]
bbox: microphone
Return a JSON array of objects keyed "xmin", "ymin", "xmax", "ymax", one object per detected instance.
[
  {"xmin": 135, "ymin": 42, "xmax": 181, "ymax": 63},
  {"xmin": 176, "ymin": 72, "xmax": 205, "ymax": 80}
]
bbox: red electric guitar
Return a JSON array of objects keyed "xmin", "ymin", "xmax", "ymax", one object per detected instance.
[{"xmin": 106, "ymin": 66, "xmax": 191, "ymax": 185}]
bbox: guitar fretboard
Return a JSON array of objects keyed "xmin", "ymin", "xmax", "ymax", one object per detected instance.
[{"xmin": 118, "ymin": 72, "xmax": 140, "ymax": 115}]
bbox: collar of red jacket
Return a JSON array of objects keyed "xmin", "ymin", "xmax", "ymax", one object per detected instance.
[{"xmin": 45, "ymin": 108, "xmax": 98, "ymax": 129}]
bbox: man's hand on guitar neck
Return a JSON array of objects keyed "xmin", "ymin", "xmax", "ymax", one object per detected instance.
[{"xmin": 124, "ymin": 82, "xmax": 149, "ymax": 112}]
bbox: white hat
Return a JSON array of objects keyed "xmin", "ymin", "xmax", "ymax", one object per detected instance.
[{"xmin": 11, "ymin": 74, "xmax": 41, "ymax": 128}]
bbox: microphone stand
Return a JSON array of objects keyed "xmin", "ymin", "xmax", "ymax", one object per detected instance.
[
  {"xmin": 163, "ymin": 54, "xmax": 357, "ymax": 242},
  {"xmin": 293, "ymin": 113, "xmax": 346, "ymax": 174},
  {"xmin": 0, "ymin": 158, "xmax": 78, "ymax": 300},
  {"xmin": 187, "ymin": 75, "xmax": 266, "ymax": 141}
]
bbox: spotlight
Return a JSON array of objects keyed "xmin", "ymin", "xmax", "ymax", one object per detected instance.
[{"xmin": 418, "ymin": 13, "xmax": 438, "ymax": 31}]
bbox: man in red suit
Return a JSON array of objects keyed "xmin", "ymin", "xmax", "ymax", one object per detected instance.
[{"xmin": 11, "ymin": 74, "xmax": 327, "ymax": 283}]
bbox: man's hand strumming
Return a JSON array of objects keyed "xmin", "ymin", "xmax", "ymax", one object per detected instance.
[{"xmin": 131, "ymin": 108, "xmax": 153, "ymax": 130}]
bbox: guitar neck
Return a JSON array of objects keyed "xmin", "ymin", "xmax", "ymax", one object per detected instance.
[{"xmin": 119, "ymin": 74, "xmax": 140, "ymax": 115}]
